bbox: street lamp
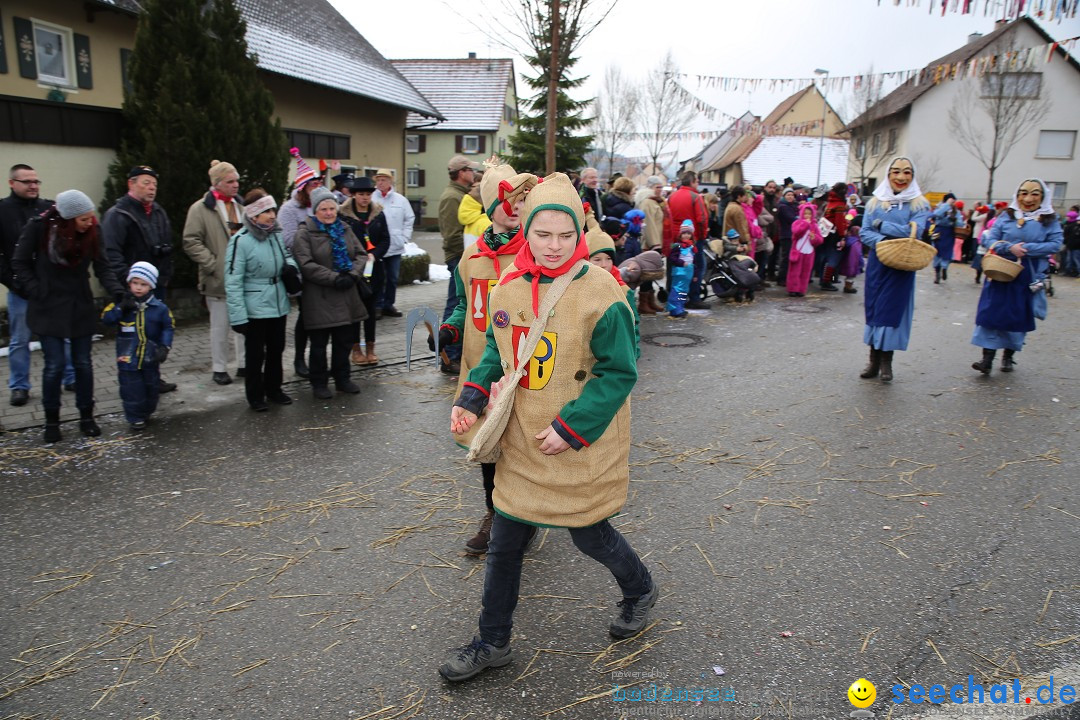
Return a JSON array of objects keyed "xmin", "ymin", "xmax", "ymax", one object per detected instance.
[{"xmin": 814, "ymin": 68, "xmax": 829, "ymax": 187}]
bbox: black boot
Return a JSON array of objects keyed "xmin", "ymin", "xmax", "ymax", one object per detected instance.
[
  {"xmin": 294, "ymin": 355, "xmax": 310, "ymax": 378},
  {"xmin": 860, "ymin": 348, "xmax": 881, "ymax": 379},
  {"xmin": 972, "ymin": 348, "xmax": 995, "ymax": 375},
  {"xmin": 934, "ymin": 267, "xmax": 941, "ymax": 284},
  {"xmin": 880, "ymin": 351, "xmax": 894, "ymax": 382},
  {"xmin": 942, "ymin": 266, "xmax": 948, "ymax": 281},
  {"xmin": 974, "ymin": 270, "xmax": 982, "ymax": 284},
  {"xmin": 1000, "ymin": 349, "xmax": 1015, "ymax": 372},
  {"xmin": 44, "ymin": 409, "xmax": 61, "ymax": 443},
  {"xmin": 78, "ymin": 406, "xmax": 101, "ymax": 437}
]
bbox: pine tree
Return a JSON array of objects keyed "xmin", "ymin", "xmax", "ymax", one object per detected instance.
[
  {"xmin": 504, "ymin": 1, "xmax": 597, "ymax": 174},
  {"xmin": 102, "ymin": 0, "xmax": 287, "ymax": 287}
]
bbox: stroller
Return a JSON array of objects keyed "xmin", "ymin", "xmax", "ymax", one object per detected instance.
[{"xmin": 701, "ymin": 239, "xmax": 760, "ymax": 302}]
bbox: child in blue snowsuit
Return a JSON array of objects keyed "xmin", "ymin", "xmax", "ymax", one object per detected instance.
[
  {"xmin": 667, "ymin": 220, "xmax": 696, "ymax": 317},
  {"xmin": 101, "ymin": 261, "xmax": 174, "ymax": 430}
]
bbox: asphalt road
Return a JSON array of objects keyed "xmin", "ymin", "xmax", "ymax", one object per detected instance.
[{"xmin": 1, "ymin": 267, "xmax": 1077, "ymax": 720}]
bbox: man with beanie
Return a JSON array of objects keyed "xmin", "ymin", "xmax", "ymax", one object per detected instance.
[
  {"xmin": 102, "ymin": 165, "xmax": 176, "ymax": 393},
  {"xmin": 101, "ymin": 261, "xmax": 174, "ymax": 431},
  {"xmin": 183, "ymin": 160, "xmax": 246, "ymax": 385},
  {"xmin": 436, "ymin": 155, "xmax": 479, "ymax": 374},
  {"xmin": 437, "ymin": 157, "xmax": 537, "ymax": 555},
  {"xmin": 440, "ymin": 172, "xmax": 655, "ymax": 682},
  {"xmin": 0, "ymin": 163, "xmax": 70, "ymax": 407},
  {"xmin": 372, "ymin": 169, "xmax": 414, "ymax": 317}
]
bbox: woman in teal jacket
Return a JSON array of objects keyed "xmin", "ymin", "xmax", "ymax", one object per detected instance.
[{"xmin": 226, "ymin": 189, "xmax": 299, "ymax": 411}]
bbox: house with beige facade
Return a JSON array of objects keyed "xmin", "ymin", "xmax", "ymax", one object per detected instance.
[
  {"xmin": 390, "ymin": 57, "xmax": 518, "ymax": 223},
  {"xmin": 844, "ymin": 17, "xmax": 1079, "ymax": 207},
  {"xmin": 0, "ymin": 0, "xmax": 441, "ymax": 222}
]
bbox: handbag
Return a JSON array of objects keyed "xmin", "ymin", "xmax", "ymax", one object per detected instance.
[
  {"xmin": 275, "ymin": 236, "xmax": 303, "ymax": 296},
  {"xmin": 355, "ymin": 273, "xmax": 374, "ymax": 301},
  {"xmin": 466, "ymin": 261, "xmax": 585, "ymax": 464}
]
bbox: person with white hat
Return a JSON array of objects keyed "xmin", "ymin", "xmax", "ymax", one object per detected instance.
[
  {"xmin": 372, "ymin": 169, "xmax": 414, "ymax": 317},
  {"xmin": 11, "ymin": 189, "xmax": 125, "ymax": 442}
]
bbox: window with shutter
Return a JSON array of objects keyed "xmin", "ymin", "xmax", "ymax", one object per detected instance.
[
  {"xmin": 29, "ymin": 19, "xmax": 77, "ymax": 88},
  {"xmin": 462, "ymin": 135, "xmax": 480, "ymax": 154},
  {"xmin": 406, "ymin": 134, "xmax": 420, "ymax": 153}
]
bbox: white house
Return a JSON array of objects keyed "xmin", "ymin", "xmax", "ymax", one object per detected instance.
[{"xmin": 844, "ymin": 17, "xmax": 1079, "ymax": 208}]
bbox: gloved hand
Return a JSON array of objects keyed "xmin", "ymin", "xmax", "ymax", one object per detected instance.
[
  {"xmin": 154, "ymin": 346, "xmax": 169, "ymax": 364},
  {"xmin": 428, "ymin": 327, "xmax": 455, "ymax": 352},
  {"xmin": 232, "ymin": 323, "xmax": 248, "ymax": 336},
  {"xmin": 120, "ymin": 293, "xmax": 138, "ymax": 313},
  {"xmin": 333, "ymin": 272, "xmax": 355, "ymax": 290}
]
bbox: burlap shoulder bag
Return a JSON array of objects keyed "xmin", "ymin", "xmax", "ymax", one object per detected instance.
[{"xmin": 467, "ymin": 261, "xmax": 585, "ymax": 463}]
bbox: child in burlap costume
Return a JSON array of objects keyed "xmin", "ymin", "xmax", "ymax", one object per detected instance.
[
  {"xmin": 439, "ymin": 173, "xmax": 655, "ymax": 683},
  {"xmin": 437, "ymin": 157, "xmax": 537, "ymax": 554}
]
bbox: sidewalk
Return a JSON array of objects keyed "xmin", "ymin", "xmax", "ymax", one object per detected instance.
[{"xmin": 0, "ymin": 275, "xmax": 452, "ymax": 433}]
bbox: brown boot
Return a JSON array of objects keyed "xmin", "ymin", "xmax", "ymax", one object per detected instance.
[
  {"xmin": 859, "ymin": 348, "xmax": 880, "ymax": 379},
  {"xmin": 638, "ymin": 291, "xmax": 657, "ymax": 316},
  {"xmin": 350, "ymin": 343, "xmax": 368, "ymax": 366},
  {"xmin": 465, "ymin": 510, "xmax": 495, "ymax": 554},
  {"xmin": 365, "ymin": 342, "xmax": 379, "ymax": 365},
  {"xmin": 880, "ymin": 351, "xmax": 894, "ymax": 382}
]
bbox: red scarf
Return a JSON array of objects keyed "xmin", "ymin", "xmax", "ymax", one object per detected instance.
[
  {"xmin": 212, "ymin": 189, "xmax": 236, "ymax": 205},
  {"xmin": 609, "ymin": 265, "xmax": 626, "ymax": 287},
  {"xmin": 499, "ymin": 232, "xmax": 590, "ymax": 318},
  {"xmin": 470, "ymin": 228, "xmax": 527, "ymax": 277},
  {"xmin": 128, "ymin": 192, "xmax": 153, "ymax": 216}
]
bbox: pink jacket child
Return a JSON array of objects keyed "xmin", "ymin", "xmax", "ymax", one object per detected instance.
[
  {"xmin": 787, "ymin": 203, "xmax": 823, "ymax": 297},
  {"xmin": 742, "ymin": 198, "xmax": 764, "ymax": 257}
]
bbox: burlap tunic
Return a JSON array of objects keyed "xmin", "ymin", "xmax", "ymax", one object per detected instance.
[{"xmin": 479, "ymin": 264, "xmax": 635, "ymax": 528}]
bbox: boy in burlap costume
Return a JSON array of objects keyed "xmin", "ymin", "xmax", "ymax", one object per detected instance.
[
  {"xmin": 436, "ymin": 157, "xmax": 537, "ymax": 553},
  {"xmin": 438, "ymin": 173, "xmax": 655, "ymax": 683}
]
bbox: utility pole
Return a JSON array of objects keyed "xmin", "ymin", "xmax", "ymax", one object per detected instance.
[{"xmin": 546, "ymin": 0, "xmax": 560, "ymax": 175}]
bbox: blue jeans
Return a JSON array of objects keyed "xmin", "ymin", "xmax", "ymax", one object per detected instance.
[
  {"xmin": 441, "ymin": 256, "xmax": 462, "ymax": 363},
  {"xmin": 478, "ymin": 513, "xmax": 651, "ymax": 647},
  {"xmin": 1065, "ymin": 249, "xmax": 1080, "ymax": 275},
  {"xmin": 41, "ymin": 335, "xmax": 93, "ymax": 411},
  {"xmin": 379, "ymin": 254, "xmax": 402, "ymax": 309},
  {"xmin": 6, "ymin": 292, "xmax": 74, "ymax": 390},
  {"xmin": 118, "ymin": 366, "xmax": 160, "ymax": 423}
]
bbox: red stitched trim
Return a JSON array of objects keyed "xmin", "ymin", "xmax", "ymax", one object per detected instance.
[{"xmin": 556, "ymin": 416, "xmax": 590, "ymax": 447}]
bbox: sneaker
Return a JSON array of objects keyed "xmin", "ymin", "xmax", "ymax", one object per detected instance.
[
  {"xmin": 158, "ymin": 379, "xmax": 178, "ymax": 394},
  {"xmin": 266, "ymin": 391, "xmax": 293, "ymax": 405},
  {"xmin": 212, "ymin": 372, "xmax": 233, "ymax": 386},
  {"xmin": 249, "ymin": 400, "xmax": 269, "ymax": 412},
  {"xmin": 10, "ymin": 389, "xmax": 29, "ymax": 407},
  {"xmin": 130, "ymin": 420, "xmax": 147, "ymax": 431},
  {"xmin": 313, "ymin": 386, "xmax": 333, "ymax": 400},
  {"xmin": 438, "ymin": 635, "xmax": 512, "ymax": 682},
  {"xmin": 382, "ymin": 306, "xmax": 403, "ymax": 318},
  {"xmin": 440, "ymin": 360, "xmax": 461, "ymax": 376},
  {"xmin": 464, "ymin": 510, "xmax": 494, "ymax": 554},
  {"xmin": 819, "ymin": 284, "xmax": 839, "ymax": 292},
  {"xmin": 609, "ymin": 583, "xmax": 658, "ymax": 639}
]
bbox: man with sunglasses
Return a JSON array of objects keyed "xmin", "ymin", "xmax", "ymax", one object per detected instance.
[
  {"xmin": 102, "ymin": 165, "xmax": 177, "ymax": 393},
  {"xmin": 1, "ymin": 164, "xmax": 63, "ymax": 406}
]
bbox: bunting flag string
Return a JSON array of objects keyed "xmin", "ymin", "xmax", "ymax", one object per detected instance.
[
  {"xmin": 679, "ymin": 34, "xmax": 1078, "ymax": 96},
  {"xmin": 879, "ymin": 0, "xmax": 1077, "ymax": 22}
]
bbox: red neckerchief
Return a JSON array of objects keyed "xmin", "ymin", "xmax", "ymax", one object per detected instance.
[
  {"xmin": 470, "ymin": 228, "xmax": 526, "ymax": 276},
  {"xmin": 609, "ymin": 264, "xmax": 626, "ymax": 287},
  {"xmin": 212, "ymin": 189, "xmax": 236, "ymax": 205},
  {"xmin": 128, "ymin": 192, "xmax": 153, "ymax": 216},
  {"xmin": 499, "ymin": 232, "xmax": 590, "ymax": 318}
]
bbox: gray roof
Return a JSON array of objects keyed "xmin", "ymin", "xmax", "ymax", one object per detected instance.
[
  {"xmin": 90, "ymin": 0, "xmax": 442, "ymax": 119},
  {"xmin": 391, "ymin": 59, "xmax": 515, "ymax": 131}
]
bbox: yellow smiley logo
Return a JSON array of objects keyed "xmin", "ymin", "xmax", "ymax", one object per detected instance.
[{"xmin": 848, "ymin": 678, "xmax": 876, "ymax": 708}]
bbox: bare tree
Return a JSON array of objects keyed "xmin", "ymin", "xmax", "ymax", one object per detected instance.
[
  {"xmin": 842, "ymin": 67, "xmax": 892, "ymax": 194},
  {"xmin": 590, "ymin": 65, "xmax": 640, "ymax": 178},
  {"xmin": 910, "ymin": 152, "xmax": 944, "ymax": 192},
  {"xmin": 637, "ymin": 51, "xmax": 696, "ymax": 173},
  {"xmin": 947, "ymin": 59, "xmax": 1052, "ymax": 203}
]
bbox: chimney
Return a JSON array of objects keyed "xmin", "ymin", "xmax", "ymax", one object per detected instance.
[
  {"xmin": 468, "ymin": 52, "xmax": 477, "ymax": 60},
  {"xmin": 968, "ymin": 31, "xmax": 983, "ymax": 44}
]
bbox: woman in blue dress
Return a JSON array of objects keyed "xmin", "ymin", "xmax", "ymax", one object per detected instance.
[
  {"xmin": 971, "ymin": 179, "xmax": 1063, "ymax": 374},
  {"xmin": 858, "ymin": 157, "xmax": 932, "ymax": 382}
]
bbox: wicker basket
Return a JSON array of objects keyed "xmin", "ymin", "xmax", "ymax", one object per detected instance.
[
  {"xmin": 875, "ymin": 222, "xmax": 935, "ymax": 272},
  {"xmin": 982, "ymin": 252, "xmax": 1023, "ymax": 282}
]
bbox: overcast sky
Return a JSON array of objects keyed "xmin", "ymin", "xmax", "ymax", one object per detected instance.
[{"xmin": 328, "ymin": 0, "xmax": 1079, "ymax": 163}]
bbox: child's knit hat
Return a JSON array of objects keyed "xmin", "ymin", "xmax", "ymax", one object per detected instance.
[
  {"xmin": 290, "ymin": 147, "xmax": 317, "ymax": 189},
  {"xmin": 479, "ymin": 156, "xmax": 537, "ymax": 219},
  {"xmin": 679, "ymin": 219, "xmax": 695, "ymax": 235},
  {"xmin": 584, "ymin": 206, "xmax": 616, "ymax": 259},
  {"xmin": 523, "ymin": 173, "xmax": 585, "ymax": 236},
  {"xmin": 127, "ymin": 261, "xmax": 159, "ymax": 289},
  {"xmin": 1067, "ymin": 211, "xmax": 1078, "ymax": 222},
  {"xmin": 725, "ymin": 228, "xmax": 739, "ymax": 240}
]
